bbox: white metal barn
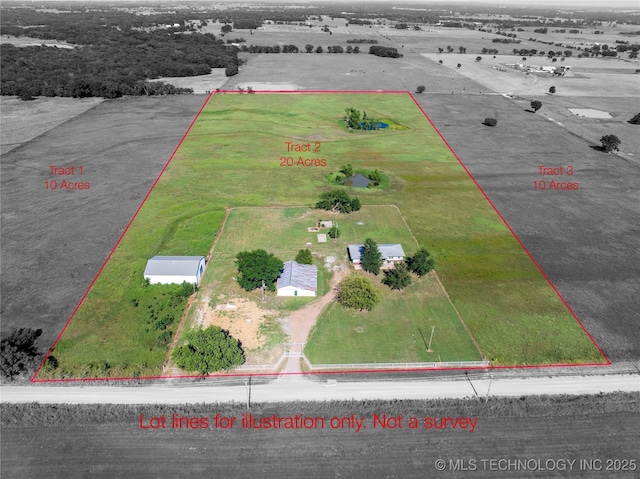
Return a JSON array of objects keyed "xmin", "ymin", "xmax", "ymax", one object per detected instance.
[
  {"xmin": 277, "ymin": 260, "xmax": 317, "ymax": 297},
  {"xmin": 143, "ymin": 256, "xmax": 206, "ymax": 285}
]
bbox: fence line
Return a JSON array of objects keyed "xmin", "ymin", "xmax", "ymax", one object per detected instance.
[
  {"xmin": 301, "ymin": 354, "xmax": 489, "ymax": 370},
  {"xmin": 234, "ymin": 343, "xmax": 489, "ymax": 372}
]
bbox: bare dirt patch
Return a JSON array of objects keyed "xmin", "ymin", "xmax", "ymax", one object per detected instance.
[{"xmin": 200, "ymin": 297, "xmax": 278, "ymax": 350}]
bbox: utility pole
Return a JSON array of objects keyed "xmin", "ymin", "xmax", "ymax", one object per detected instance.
[{"xmin": 426, "ymin": 326, "xmax": 435, "ymax": 352}]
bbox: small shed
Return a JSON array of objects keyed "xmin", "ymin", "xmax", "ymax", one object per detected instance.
[
  {"xmin": 277, "ymin": 260, "xmax": 317, "ymax": 297},
  {"xmin": 144, "ymin": 256, "xmax": 206, "ymax": 285}
]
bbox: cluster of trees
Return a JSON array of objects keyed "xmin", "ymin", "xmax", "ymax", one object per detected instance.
[
  {"xmin": 481, "ymin": 48, "xmax": 500, "ymax": 55},
  {"xmin": 344, "ymin": 107, "xmax": 380, "ymax": 130},
  {"xmin": 134, "ymin": 281, "xmax": 195, "ymax": 347},
  {"xmin": 315, "ymin": 190, "xmax": 361, "ymax": 214},
  {"xmin": 381, "ymin": 247, "xmax": 435, "ymax": 290},
  {"xmin": 2, "ymin": 29, "xmax": 239, "ymax": 99},
  {"xmin": 437, "ymin": 46, "xmax": 467, "ymax": 54},
  {"xmin": 335, "ymin": 244, "xmax": 435, "ymax": 311},
  {"xmin": 172, "ymin": 326, "xmax": 244, "ymax": 374},
  {"xmin": 0, "ymin": 328, "xmax": 43, "ymax": 381},
  {"xmin": 369, "ymin": 45, "xmax": 402, "ymax": 58},
  {"xmin": 347, "ymin": 38, "xmax": 378, "ymax": 44},
  {"xmin": 492, "ymin": 38, "xmax": 521, "ymax": 44},
  {"xmin": 237, "ymin": 44, "xmax": 299, "ymax": 53}
]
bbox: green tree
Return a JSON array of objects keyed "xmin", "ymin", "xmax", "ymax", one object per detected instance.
[
  {"xmin": 340, "ymin": 163, "xmax": 354, "ymax": 177},
  {"xmin": 328, "ymin": 225, "xmax": 341, "ymax": 239},
  {"xmin": 627, "ymin": 113, "xmax": 640, "ymax": 125},
  {"xmin": 305, "ymin": 44, "xmax": 314, "ymax": 53},
  {"xmin": 382, "ymin": 262, "xmax": 412, "ymax": 290},
  {"xmin": 315, "ymin": 190, "xmax": 358, "ymax": 214},
  {"xmin": 235, "ymin": 249, "xmax": 283, "ymax": 292},
  {"xmin": 483, "ymin": 118, "xmax": 497, "ymax": 127},
  {"xmin": 361, "ymin": 238, "xmax": 384, "ymax": 275},
  {"xmin": 600, "ymin": 134, "xmax": 621, "ymax": 152},
  {"xmin": 221, "ymin": 24, "xmax": 233, "ymax": 34},
  {"xmin": 336, "ymin": 274, "xmax": 381, "ymax": 311},
  {"xmin": 295, "ymin": 248, "xmax": 313, "ymax": 265},
  {"xmin": 315, "ymin": 46, "xmax": 323, "ymax": 53},
  {"xmin": 344, "ymin": 107, "xmax": 361, "ymax": 129},
  {"xmin": 549, "ymin": 86, "xmax": 556, "ymax": 94},
  {"xmin": 367, "ymin": 169, "xmax": 382, "ymax": 186},
  {"xmin": 531, "ymin": 100, "xmax": 542, "ymax": 112},
  {"xmin": 406, "ymin": 247, "xmax": 435, "ymax": 277},
  {"xmin": 172, "ymin": 326, "xmax": 244, "ymax": 373},
  {"xmin": 350, "ymin": 197, "xmax": 361, "ymax": 211},
  {"xmin": 416, "ymin": 85, "xmax": 426, "ymax": 93}
]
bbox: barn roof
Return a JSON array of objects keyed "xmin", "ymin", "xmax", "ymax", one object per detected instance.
[
  {"xmin": 347, "ymin": 244, "xmax": 405, "ymax": 262},
  {"xmin": 277, "ymin": 260, "xmax": 317, "ymax": 292},
  {"xmin": 144, "ymin": 256, "xmax": 204, "ymax": 277}
]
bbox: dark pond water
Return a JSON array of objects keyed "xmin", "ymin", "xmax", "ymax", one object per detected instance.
[{"xmin": 342, "ymin": 173, "xmax": 370, "ymax": 187}]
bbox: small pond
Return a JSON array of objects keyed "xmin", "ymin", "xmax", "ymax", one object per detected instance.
[
  {"xmin": 568, "ymin": 108, "xmax": 612, "ymax": 119},
  {"xmin": 342, "ymin": 173, "xmax": 370, "ymax": 188},
  {"xmin": 360, "ymin": 121, "xmax": 389, "ymax": 130}
]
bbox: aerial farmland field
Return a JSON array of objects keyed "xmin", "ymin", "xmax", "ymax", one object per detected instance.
[{"xmin": 35, "ymin": 91, "xmax": 606, "ymax": 380}]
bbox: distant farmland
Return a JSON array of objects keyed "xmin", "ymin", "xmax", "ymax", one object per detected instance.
[{"xmin": 37, "ymin": 92, "xmax": 606, "ymax": 380}]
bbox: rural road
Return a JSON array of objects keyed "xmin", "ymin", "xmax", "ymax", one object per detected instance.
[{"xmin": 2, "ymin": 372, "xmax": 638, "ymax": 405}]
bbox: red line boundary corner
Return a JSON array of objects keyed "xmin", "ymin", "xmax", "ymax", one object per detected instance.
[{"xmin": 32, "ymin": 90, "xmax": 609, "ymax": 383}]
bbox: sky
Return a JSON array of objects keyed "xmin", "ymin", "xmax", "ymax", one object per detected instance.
[{"xmin": 29, "ymin": 0, "xmax": 640, "ymax": 6}]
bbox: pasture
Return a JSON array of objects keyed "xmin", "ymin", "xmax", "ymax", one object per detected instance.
[{"xmin": 33, "ymin": 91, "xmax": 606, "ymax": 379}]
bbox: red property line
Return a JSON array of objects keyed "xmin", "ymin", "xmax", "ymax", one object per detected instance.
[
  {"xmin": 31, "ymin": 92, "xmax": 215, "ymax": 382},
  {"xmin": 406, "ymin": 91, "xmax": 609, "ymax": 366},
  {"xmin": 33, "ymin": 89, "xmax": 608, "ymax": 383}
]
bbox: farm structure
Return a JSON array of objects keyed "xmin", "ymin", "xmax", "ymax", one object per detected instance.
[
  {"xmin": 277, "ymin": 260, "xmax": 317, "ymax": 297},
  {"xmin": 347, "ymin": 244, "xmax": 405, "ymax": 269},
  {"xmin": 143, "ymin": 256, "xmax": 206, "ymax": 285}
]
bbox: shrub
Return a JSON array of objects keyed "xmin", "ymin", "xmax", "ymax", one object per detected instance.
[
  {"xmin": 600, "ymin": 134, "xmax": 621, "ymax": 152},
  {"xmin": 382, "ymin": 262, "xmax": 412, "ymax": 290},
  {"xmin": 483, "ymin": 118, "xmax": 497, "ymax": 127},
  {"xmin": 172, "ymin": 326, "xmax": 244, "ymax": 373},
  {"xmin": 628, "ymin": 113, "xmax": 640, "ymax": 125},
  {"xmin": 295, "ymin": 249, "xmax": 313, "ymax": 265},
  {"xmin": 336, "ymin": 274, "xmax": 381, "ymax": 311},
  {"xmin": 406, "ymin": 247, "xmax": 435, "ymax": 277}
]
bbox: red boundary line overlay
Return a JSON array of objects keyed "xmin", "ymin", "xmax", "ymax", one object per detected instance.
[
  {"xmin": 406, "ymin": 92, "xmax": 609, "ymax": 366},
  {"xmin": 32, "ymin": 89, "xmax": 608, "ymax": 383},
  {"xmin": 31, "ymin": 92, "xmax": 215, "ymax": 382}
]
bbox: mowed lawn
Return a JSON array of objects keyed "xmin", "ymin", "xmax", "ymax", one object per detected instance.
[
  {"xmin": 40, "ymin": 92, "xmax": 605, "ymax": 379},
  {"xmin": 189, "ymin": 205, "xmax": 480, "ymax": 364},
  {"xmin": 305, "ymin": 275, "xmax": 482, "ymax": 364}
]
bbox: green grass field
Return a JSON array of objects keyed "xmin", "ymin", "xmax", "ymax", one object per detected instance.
[
  {"xmin": 185, "ymin": 205, "xmax": 480, "ymax": 364},
  {"xmin": 38, "ymin": 92, "xmax": 605, "ymax": 379}
]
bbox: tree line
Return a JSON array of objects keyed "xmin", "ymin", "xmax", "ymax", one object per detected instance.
[
  {"xmin": 1, "ymin": 30, "xmax": 239, "ymax": 99},
  {"xmin": 1, "ymin": 8, "xmax": 240, "ymax": 99}
]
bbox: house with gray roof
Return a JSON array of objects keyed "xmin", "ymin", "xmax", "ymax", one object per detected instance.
[
  {"xmin": 143, "ymin": 256, "xmax": 206, "ymax": 285},
  {"xmin": 347, "ymin": 244, "xmax": 405, "ymax": 267},
  {"xmin": 277, "ymin": 260, "xmax": 317, "ymax": 297}
]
